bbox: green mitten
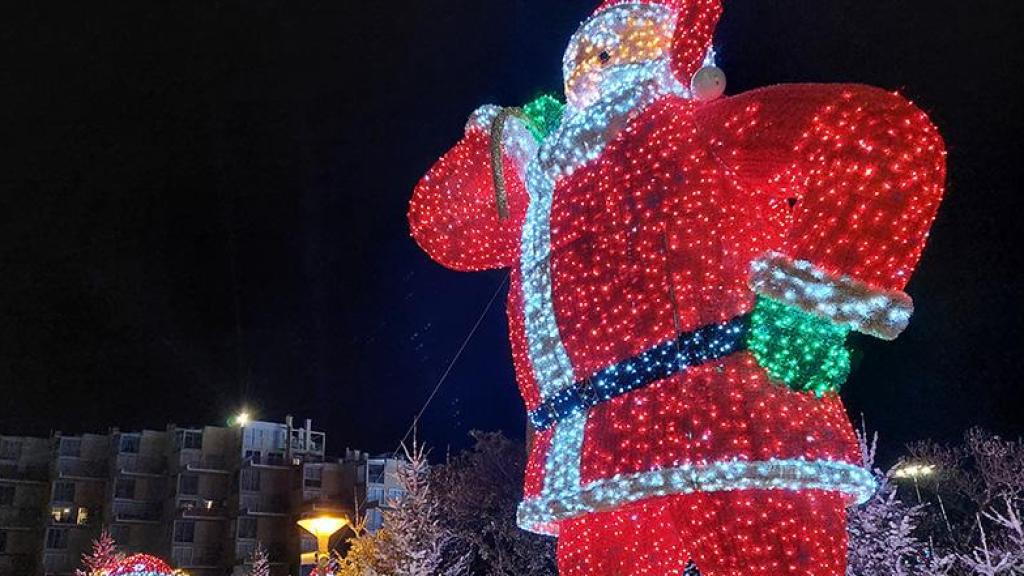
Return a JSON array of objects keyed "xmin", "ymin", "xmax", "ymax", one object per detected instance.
[{"xmin": 747, "ymin": 296, "xmax": 851, "ymax": 396}]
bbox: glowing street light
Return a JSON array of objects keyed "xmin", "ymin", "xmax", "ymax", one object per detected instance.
[
  {"xmin": 892, "ymin": 462, "xmax": 937, "ymax": 480},
  {"xmin": 892, "ymin": 460, "xmax": 937, "ymax": 503},
  {"xmin": 231, "ymin": 410, "xmax": 251, "ymax": 427},
  {"xmin": 297, "ymin": 511, "xmax": 349, "ymax": 575}
]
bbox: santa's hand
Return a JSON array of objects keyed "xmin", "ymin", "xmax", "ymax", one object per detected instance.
[
  {"xmin": 466, "ymin": 106, "xmax": 541, "ymax": 219},
  {"xmin": 746, "ymin": 296, "xmax": 851, "ymax": 397}
]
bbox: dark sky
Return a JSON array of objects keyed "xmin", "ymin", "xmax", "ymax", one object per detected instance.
[{"xmin": 2, "ymin": 1, "xmax": 1022, "ymax": 462}]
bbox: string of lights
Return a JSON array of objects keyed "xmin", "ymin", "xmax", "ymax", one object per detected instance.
[{"xmin": 409, "ymin": 0, "xmax": 946, "ymax": 573}]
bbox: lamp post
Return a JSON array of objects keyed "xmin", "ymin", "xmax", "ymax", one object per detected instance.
[
  {"xmin": 297, "ymin": 512, "xmax": 349, "ymax": 576},
  {"xmin": 892, "ymin": 461, "xmax": 937, "ymax": 503}
]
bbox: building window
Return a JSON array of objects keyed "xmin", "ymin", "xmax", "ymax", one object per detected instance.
[
  {"xmin": 173, "ymin": 520, "xmax": 195, "ymax": 543},
  {"xmin": 52, "ymin": 481, "xmax": 75, "ymax": 503},
  {"xmin": 51, "ymin": 507, "xmax": 73, "ymax": 523},
  {"xmin": 119, "ymin": 435, "xmax": 140, "ymax": 454},
  {"xmin": 77, "ymin": 507, "xmax": 90, "ymax": 526},
  {"xmin": 387, "ymin": 488, "xmax": 404, "ymax": 501},
  {"xmin": 109, "ymin": 524, "xmax": 129, "ymax": 543},
  {"xmin": 115, "ymin": 478, "xmax": 136, "ymax": 500},
  {"xmin": 45, "ymin": 528, "xmax": 69, "ymax": 549},
  {"xmin": 0, "ymin": 438, "xmax": 22, "ymax": 460},
  {"xmin": 303, "ymin": 466, "xmax": 323, "ymax": 489},
  {"xmin": 0, "ymin": 530, "xmax": 6, "ymax": 553},
  {"xmin": 240, "ymin": 469, "xmax": 260, "ymax": 492},
  {"xmin": 266, "ymin": 452, "xmax": 285, "ymax": 466},
  {"xmin": 237, "ymin": 516, "xmax": 257, "ymax": 540},
  {"xmin": 179, "ymin": 474, "xmax": 199, "ymax": 496},
  {"xmin": 244, "ymin": 450, "xmax": 261, "ymax": 465},
  {"xmin": 59, "ymin": 437, "xmax": 81, "ymax": 458},
  {"xmin": 0, "ymin": 485, "xmax": 14, "ymax": 505},
  {"xmin": 366, "ymin": 509, "xmax": 383, "ymax": 532},
  {"xmin": 177, "ymin": 430, "xmax": 202, "ymax": 450},
  {"xmin": 310, "ymin": 433, "xmax": 325, "ymax": 453},
  {"xmin": 367, "ymin": 486, "xmax": 384, "ymax": 503},
  {"xmin": 301, "ymin": 535, "xmax": 316, "ymax": 553},
  {"xmin": 367, "ymin": 463, "xmax": 385, "ymax": 482}
]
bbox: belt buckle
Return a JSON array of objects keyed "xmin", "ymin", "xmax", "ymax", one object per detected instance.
[{"xmin": 577, "ymin": 378, "xmax": 600, "ymax": 409}]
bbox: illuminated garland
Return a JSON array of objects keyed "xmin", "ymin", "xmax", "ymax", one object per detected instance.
[
  {"xmin": 518, "ymin": 457, "xmax": 876, "ymax": 535},
  {"xmin": 747, "ymin": 296, "xmax": 850, "ymax": 396}
]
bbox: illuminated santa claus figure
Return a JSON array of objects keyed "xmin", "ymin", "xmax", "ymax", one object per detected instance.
[
  {"xmin": 107, "ymin": 554, "xmax": 175, "ymax": 576},
  {"xmin": 409, "ymin": 0, "xmax": 946, "ymax": 574}
]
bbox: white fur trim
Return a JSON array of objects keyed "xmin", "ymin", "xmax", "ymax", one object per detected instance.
[
  {"xmin": 517, "ymin": 458, "xmax": 876, "ymax": 536},
  {"xmin": 749, "ymin": 252, "xmax": 914, "ymax": 341}
]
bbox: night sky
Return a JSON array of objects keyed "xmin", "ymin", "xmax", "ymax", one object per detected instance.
[{"xmin": 2, "ymin": 1, "xmax": 1022, "ymax": 463}]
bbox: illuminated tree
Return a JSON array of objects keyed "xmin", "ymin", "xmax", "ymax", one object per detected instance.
[
  {"xmin": 845, "ymin": 430, "xmax": 951, "ymax": 576},
  {"xmin": 375, "ymin": 440, "xmax": 464, "ymax": 576},
  {"xmin": 75, "ymin": 529, "xmax": 122, "ymax": 576},
  {"xmin": 246, "ymin": 543, "xmax": 270, "ymax": 576}
]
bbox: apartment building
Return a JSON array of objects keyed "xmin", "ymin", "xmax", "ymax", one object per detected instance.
[
  {"xmin": 358, "ymin": 454, "xmax": 405, "ymax": 534},
  {"xmin": 0, "ymin": 417, "xmax": 404, "ymax": 576},
  {"xmin": 0, "ymin": 435, "xmax": 50, "ymax": 574}
]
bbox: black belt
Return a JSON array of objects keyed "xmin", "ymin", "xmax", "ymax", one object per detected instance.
[{"xmin": 528, "ymin": 313, "xmax": 751, "ymax": 431}]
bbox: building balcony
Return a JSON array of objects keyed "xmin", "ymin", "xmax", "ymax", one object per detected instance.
[
  {"xmin": 48, "ymin": 505, "xmax": 93, "ymax": 528},
  {"xmin": 0, "ymin": 506, "xmax": 43, "ymax": 529},
  {"xmin": 56, "ymin": 458, "xmax": 108, "ymax": 480},
  {"xmin": 172, "ymin": 544, "xmax": 223, "ymax": 568},
  {"xmin": 238, "ymin": 494, "xmax": 290, "ymax": 517},
  {"xmin": 179, "ymin": 453, "xmax": 230, "ymax": 474},
  {"xmin": 42, "ymin": 551, "xmax": 72, "ymax": 574},
  {"xmin": 178, "ymin": 498, "xmax": 228, "ymax": 520},
  {"xmin": 236, "ymin": 541, "xmax": 289, "ymax": 565},
  {"xmin": 0, "ymin": 462, "xmax": 50, "ymax": 484},
  {"xmin": 112, "ymin": 500, "xmax": 162, "ymax": 524},
  {"xmin": 116, "ymin": 453, "xmax": 166, "ymax": 476},
  {"xmin": 0, "ymin": 553, "xmax": 34, "ymax": 574}
]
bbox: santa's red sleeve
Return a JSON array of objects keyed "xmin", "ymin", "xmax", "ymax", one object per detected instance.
[
  {"xmin": 408, "ymin": 106, "xmax": 534, "ymax": 272},
  {"xmin": 698, "ymin": 83, "xmax": 946, "ymax": 339}
]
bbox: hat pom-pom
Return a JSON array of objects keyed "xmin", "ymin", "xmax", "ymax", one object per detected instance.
[{"xmin": 691, "ymin": 65, "xmax": 726, "ymax": 101}]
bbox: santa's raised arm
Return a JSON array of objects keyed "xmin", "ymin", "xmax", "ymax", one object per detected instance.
[{"xmin": 408, "ymin": 1, "xmax": 945, "ymax": 574}]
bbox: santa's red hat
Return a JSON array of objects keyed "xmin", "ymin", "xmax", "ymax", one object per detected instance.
[{"xmin": 593, "ymin": 0, "xmax": 722, "ymax": 85}]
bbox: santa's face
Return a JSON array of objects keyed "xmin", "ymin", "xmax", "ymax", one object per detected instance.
[{"xmin": 563, "ymin": 4, "xmax": 677, "ymax": 110}]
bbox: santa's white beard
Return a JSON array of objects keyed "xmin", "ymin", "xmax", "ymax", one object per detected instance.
[{"xmin": 540, "ymin": 58, "xmax": 688, "ymax": 180}]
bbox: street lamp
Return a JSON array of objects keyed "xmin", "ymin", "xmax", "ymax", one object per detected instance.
[
  {"xmin": 297, "ymin": 511, "xmax": 349, "ymax": 575},
  {"xmin": 892, "ymin": 460, "xmax": 937, "ymax": 503},
  {"xmin": 892, "ymin": 462, "xmax": 936, "ymax": 480},
  {"xmin": 231, "ymin": 410, "xmax": 251, "ymax": 427}
]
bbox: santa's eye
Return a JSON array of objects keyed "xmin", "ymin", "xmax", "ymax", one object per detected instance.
[{"xmin": 598, "ymin": 50, "xmax": 611, "ymax": 64}]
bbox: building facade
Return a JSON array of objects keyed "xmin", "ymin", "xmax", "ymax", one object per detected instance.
[{"xmin": 0, "ymin": 417, "xmax": 404, "ymax": 576}]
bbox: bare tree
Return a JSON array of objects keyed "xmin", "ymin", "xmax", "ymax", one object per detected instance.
[{"xmin": 433, "ymin": 431, "xmax": 557, "ymax": 576}]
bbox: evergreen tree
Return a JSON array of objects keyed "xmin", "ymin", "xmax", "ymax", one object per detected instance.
[
  {"xmin": 376, "ymin": 439, "xmax": 462, "ymax": 575},
  {"xmin": 75, "ymin": 529, "xmax": 122, "ymax": 576},
  {"xmin": 846, "ymin": 429, "xmax": 951, "ymax": 575}
]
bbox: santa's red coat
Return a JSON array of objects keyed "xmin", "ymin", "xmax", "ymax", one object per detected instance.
[{"xmin": 409, "ymin": 83, "xmax": 945, "ymax": 536}]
